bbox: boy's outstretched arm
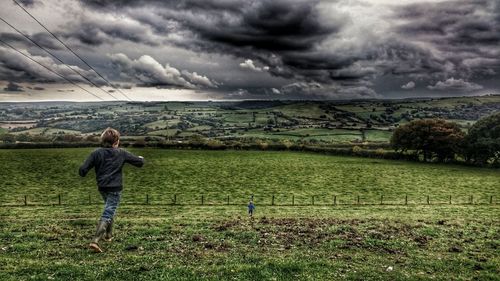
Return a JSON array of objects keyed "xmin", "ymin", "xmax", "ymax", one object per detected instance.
[
  {"xmin": 124, "ymin": 150, "xmax": 145, "ymax": 167},
  {"xmin": 79, "ymin": 152, "xmax": 95, "ymax": 177}
]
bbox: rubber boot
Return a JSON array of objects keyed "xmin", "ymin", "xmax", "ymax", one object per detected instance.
[
  {"xmin": 104, "ymin": 218, "xmax": 114, "ymax": 242},
  {"xmin": 89, "ymin": 220, "xmax": 108, "ymax": 253}
]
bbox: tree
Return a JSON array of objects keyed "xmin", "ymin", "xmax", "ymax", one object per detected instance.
[
  {"xmin": 0, "ymin": 134, "xmax": 16, "ymax": 143},
  {"xmin": 16, "ymin": 133, "xmax": 32, "ymax": 142},
  {"xmin": 462, "ymin": 112, "xmax": 500, "ymax": 166},
  {"xmin": 391, "ymin": 119, "xmax": 464, "ymax": 162}
]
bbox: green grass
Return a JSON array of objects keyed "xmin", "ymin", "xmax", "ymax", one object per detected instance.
[
  {"xmin": 0, "ymin": 149, "xmax": 498, "ymax": 280},
  {"xmin": 224, "ymin": 113, "xmax": 253, "ymax": 124},
  {"xmin": 1, "ymin": 204, "xmax": 498, "ymax": 280},
  {"xmin": 364, "ymin": 130, "xmax": 393, "ymax": 142},
  {"xmin": 144, "ymin": 119, "xmax": 181, "ymax": 129},
  {"xmin": 187, "ymin": 125, "xmax": 213, "ymax": 131},
  {"xmin": 0, "ymin": 148, "xmax": 498, "ymax": 205},
  {"xmin": 240, "ymin": 128, "xmax": 363, "ymax": 143},
  {"xmin": 147, "ymin": 129, "xmax": 179, "ymax": 137},
  {"xmin": 11, "ymin": 127, "xmax": 82, "ymax": 135},
  {"xmin": 274, "ymin": 103, "xmax": 325, "ymax": 119}
]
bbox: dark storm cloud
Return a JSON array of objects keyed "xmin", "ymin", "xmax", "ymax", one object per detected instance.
[
  {"xmin": 393, "ymin": 0, "xmax": 500, "ymax": 84},
  {"xmin": 185, "ymin": 0, "xmax": 339, "ymax": 52},
  {"xmin": 75, "ymin": 0, "xmax": 342, "ymax": 52},
  {"xmin": 396, "ymin": 0, "xmax": 500, "ymax": 47},
  {"xmin": 4, "ymin": 81, "xmax": 23, "ymax": 91},
  {"xmin": 0, "ymin": 46, "xmax": 101, "ymax": 84},
  {"xmin": 17, "ymin": 0, "xmax": 36, "ymax": 7},
  {"xmin": 2, "ymin": 0, "xmax": 499, "ymax": 100},
  {"xmin": 0, "ymin": 32, "xmax": 63, "ymax": 50},
  {"xmin": 65, "ymin": 16, "xmax": 161, "ymax": 46},
  {"xmin": 76, "ymin": 0, "xmax": 350, "ymax": 85},
  {"xmin": 77, "ymin": 0, "xmax": 498, "ymax": 97}
]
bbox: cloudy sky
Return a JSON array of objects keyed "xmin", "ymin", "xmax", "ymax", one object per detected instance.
[{"xmin": 0, "ymin": 0, "xmax": 499, "ymax": 101}]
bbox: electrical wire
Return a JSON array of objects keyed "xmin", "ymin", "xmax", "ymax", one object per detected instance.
[
  {"xmin": 0, "ymin": 38, "xmax": 105, "ymax": 101},
  {"xmin": 0, "ymin": 16, "xmax": 121, "ymax": 101},
  {"xmin": 12, "ymin": 0, "xmax": 133, "ymax": 101}
]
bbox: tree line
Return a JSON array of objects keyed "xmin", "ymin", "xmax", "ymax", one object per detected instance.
[{"xmin": 391, "ymin": 112, "xmax": 500, "ymax": 166}]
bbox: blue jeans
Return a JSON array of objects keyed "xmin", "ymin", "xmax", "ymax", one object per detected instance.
[{"xmin": 99, "ymin": 191, "xmax": 121, "ymax": 222}]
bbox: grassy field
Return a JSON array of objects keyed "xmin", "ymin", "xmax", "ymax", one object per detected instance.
[
  {"xmin": 0, "ymin": 149, "xmax": 499, "ymax": 280},
  {"xmin": 10, "ymin": 127, "xmax": 82, "ymax": 135},
  {"xmin": 0, "ymin": 148, "xmax": 497, "ymax": 205}
]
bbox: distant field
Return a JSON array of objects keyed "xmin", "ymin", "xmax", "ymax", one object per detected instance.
[
  {"xmin": 238, "ymin": 128, "xmax": 367, "ymax": 142},
  {"xmin": 0, "ymin": 148, "xmax": 498, "ymax": 205},
  {"xmin": 1, "ymin": 97, "xmax": 499, "ymax": 145},
  {"xmin": 11, "ymin": 127, "xmax": 81, "ymax": 135},
  {"xmin": 365, "ymin": 130, "xmax": 393, "ymax": 142},
  {"xmin": 0, "ymin": 148, "xmax": 498, "ymax": 280},
  {"xmin": 274, "ymin": 103, "xmax": 326, "ymax": 119}
]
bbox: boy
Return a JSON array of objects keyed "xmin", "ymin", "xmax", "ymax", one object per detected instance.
[
  {"xmin": 79, "ymin": 127, "xmax": 144, "ymax": 253},
  {"xmin": 248, "ymin": 200, "xmax": 255, "ymax": 217}
]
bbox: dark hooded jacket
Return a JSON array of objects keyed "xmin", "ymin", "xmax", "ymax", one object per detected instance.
[{"xmin": 79, "ymin": 148, "xmax": 144, "ymax": 192}]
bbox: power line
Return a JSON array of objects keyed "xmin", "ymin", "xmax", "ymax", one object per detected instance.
[
  {"xmin": 0, "ymin": 38, "xmax": 105, "ymax": 101},
  {"xmin": 0, "ymin": 16, "xmax": 120, "ymax": 101},
  {"xmin": 12, "ymin": 0, "xmax": 133, "ymax": 101}
]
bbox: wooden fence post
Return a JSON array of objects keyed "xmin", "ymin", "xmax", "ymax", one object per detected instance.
[
  {"xmin": 405, "ymin": 194, "xmax": 408, "ymax": 205},
  {"xmin": 292, "ymin": 195, "xmax": 294, "ymax": 206},
  {"xmin": 470, "ymin": 195, "xmax": 473, "ymax": 204},
  {"xmin": 146, "ymin": 194, "xmax": 149, "ymax": 205},
  {"xmin": 201, "ymin": 195, "xmax": 204, "ymax": 205},
  {"xmin": 490, "ymin": 195, "xmax": 493, "ymax": 204},
  {"xmin": 312, "ymin": 195, "xmax": 315, "ymax": 205},
  {"xmin": 334, "ymin": 195, "xmax": 337, "ymax": 206},
  {"xmin": 227, "ymin": 195, "xmax": 229, "ymax": 205},
  {"xmin": 272, "ymin": 195, "xmax": 275, "ymax": 206},
  {"xmin": 24, "ymin": 195, "xmax": 27, "ymax": 206},
  {"xmin": 357, "ymin": 195, "xmax": 360, "ymax": 205},
  {"xmin": 173, "ymin": 194, "xmax": 177, "ymax": 205},
  {"xmin": 449, "ymin": 195, "xmax": 451, "ymax": 204},
  {"xmin": 58, "ymin": 194, "xmax": 61, "ymax": 205},
  {"xmin": 380, "ymin": 195, "xmax": 383, "ymax": 205},
  {"xmin": 427, "ymin": 195, "xmax": 430, "ymax": 205},
  {"xmin": 89, "ymin": 193, "xmax": 91, "ymax": 205}
]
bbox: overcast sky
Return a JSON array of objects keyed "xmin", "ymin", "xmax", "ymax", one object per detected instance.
[{"xmin": 0, "ymin": 0, "xmax": 499, "ymax": 101}]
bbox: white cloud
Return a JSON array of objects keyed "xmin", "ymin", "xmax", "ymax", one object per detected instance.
[
  {"xmin": 401, "ymin": 81, "xmax": 415, "ymax": 90},
  {"xmin": 239, "ymin": 59, "xmax": 269, "ymax": 72},
  {"xmin": 181, "ymin": 70, "xmax": 217, "ymax": 88},
  {"xmin": 109, "ymin": 53, "xmax": 217, "ymax": 89},
  {"xmin": 427, "ymin": 78, "xmax": 483, "ymax": 92}
]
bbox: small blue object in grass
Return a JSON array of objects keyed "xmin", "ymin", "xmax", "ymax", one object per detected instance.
[{"xmin": 248, "ymin": 201, "xmax": 255, "ymax": 217}]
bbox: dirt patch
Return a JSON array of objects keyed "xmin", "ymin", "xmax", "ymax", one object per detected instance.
[{"xmin": 212, "ymin": 218, "xmax": 428, "ymax": 254}]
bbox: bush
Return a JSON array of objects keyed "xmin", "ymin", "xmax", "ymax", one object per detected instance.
[
  {"xmin": 352, "ymin": 145, "xmax": 363, "ymax": 155},
  {"xmin": 132, "ymin": 139, "xmax": 146, "ymax": 148},
  {"xmin": 0, "ymin": 134, "xmax": 16, "ymax": 143}
]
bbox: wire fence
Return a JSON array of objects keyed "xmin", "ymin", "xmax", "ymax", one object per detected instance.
[{"xmin": 0, "ymin": 193, "xmax": 496, "ymax": 207}]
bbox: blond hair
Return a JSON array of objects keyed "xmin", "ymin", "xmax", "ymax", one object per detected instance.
[{"xmin": 100, "ymin": 127, "xmax": 120, "ymax": 147}]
